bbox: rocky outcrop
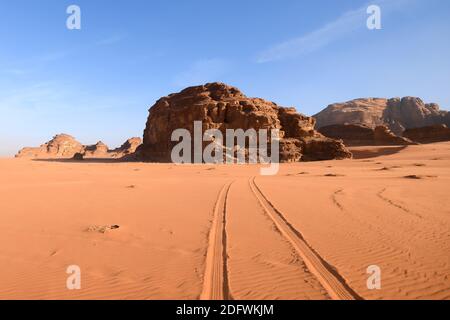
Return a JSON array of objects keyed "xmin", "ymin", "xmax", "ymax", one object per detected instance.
[
  {"xmin": 314, "ymin": 98, "xmax": 387, "ymax": 129},
  {"xmin": 140, "ymin": 83, "xmax": 351, "ymax": 162},
  {"xmin": 112, "ymin": 137, "xmax": 142, "ymax": 157},
  {"xmin": 319, "ymin": 124, "xmax": 374, "ymax": 146},
  {"xmin": 314, "ymin": 97, "xmax": 450, "ymax": 136},
  {"xmin": 15, "ymin": 134, "xmax": 85, "ymax": 159},
  {"xmin": 16, "ymin": 135, "xmax": 142, "ymax": 160},
  {"xmin": 374, "ymin": 126, "xmax": 415, "ymax": 145},
  {"xmin": 403, "ymin": 125, "xmax": 450, "ymax": 143},
  {"xmin": 384, "ymin": 98, "xmax": 449, "ymax": 135},
  {"xmin": 319, "ymin": 124, "xmax": 414, "ymax": 146},
  {"xmin": 83, "ymin": 141, "xmax": 110, "ymax": 158}
]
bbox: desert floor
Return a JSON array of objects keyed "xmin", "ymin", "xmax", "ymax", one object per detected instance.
[{"xmin": 0, "ymin": 143, "xmax": 449, "ymax": 300}]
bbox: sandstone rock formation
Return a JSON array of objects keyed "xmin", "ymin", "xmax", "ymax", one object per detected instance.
[
  {"xmin": 16, "ymin": 135, "xmax": 142, "ymax": 160},
  {"xmin": 403, "ymin": 125, "xmax": 450, "ymax": 144},
  {"xmin": 140, "ymin": 83, "xmax": 351, "ymax": 162},
  {"xmin": 314, "ymin": 97, "xmax": 450, "ymax": 136},
  {"xmin": 15, "ymin": 134, "xmax": 85, "ymax": 159},
  {"xmin": 112, "ymin": 137, "xmax": 142, "ymax": 158},
  {"xmin": 83, "ymin": 141, "xmax": 110, "ymax": 158},
  {"xmin": 374, "ymin": 126, "xmax": 415, "ymax": 145},
  {"xmin": 319, "ymin": 124, "xmax": 414, "ymax": 146}
]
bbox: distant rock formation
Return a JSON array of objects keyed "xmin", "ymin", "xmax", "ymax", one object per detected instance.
[
  {"xmin": 319, "ymin": 124, "xmax": 414, "ymax": 146},
  {"xmin": 15, "ymin": 134, "xmax": 85, "ymax": 159},
  {"xmin": 403, "ymin": 125, "xmax": 450, "ymax": 144},
  {"xmin": 140, "ymin": 82, "xmax": 351, "ymax": 162},
  {"xmin": 314, "ymin": 97, "xmax": 450, "ymax": 136},
  {"xmin": 16, "ymin": 135, "xmax": 142, "ymax": 160},
  {"xmin": 83, "ymin": 141, "xmax": 110, "ymax": 158},
  {"xmin": 112, "ymin": 137, "xmax": 142, "ymax": 157}
]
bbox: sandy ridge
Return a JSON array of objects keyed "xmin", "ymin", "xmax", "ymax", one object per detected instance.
[
  {"xmin": 249, "ymin": 177, "xmax": 360, "ymax": 300},
  {"xmin": 200, "ymin": 181, "xmax": 234, "ymax": 300}
]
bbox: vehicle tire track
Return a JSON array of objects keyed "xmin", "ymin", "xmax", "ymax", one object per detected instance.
[
  {"xmin": 377, "ymin": 188, "xmax": 423, "ymax": 219},
  {"xmin": 331, "ymin": 189, "xmax": 344, "ymax": 211},
  {"xmin": 249, "ymin": 177, "xmax": 361, "ymax": 300},
  {"xmin": 200, "ymin": 181, "xmax": 233, "ymax": 300}
]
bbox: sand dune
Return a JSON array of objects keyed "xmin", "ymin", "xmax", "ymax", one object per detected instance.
[{"xmin": 0, "ymin": 142, "xmax": 449, "ymax": 300}]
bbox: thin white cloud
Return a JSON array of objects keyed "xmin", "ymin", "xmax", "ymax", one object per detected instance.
[
  {"xmin": 257, "ymin": 0, "xmax": 411, "ymax": 63},
  {"xmin": 39, "ymin": 51, "xmax": 68, "ymax": 62},
  {"xmin": 0, "ymin": 82, "xmax": 66, "ymax": 111},
  {"xmin": 1, "ymin": 51, "xmax": 69, "ymax": 77},
  {"xmin": 96, "ymin": 34, "xmax": 126, "ymax": 46},
  {"xmin": 173, "ymin": 58, "xmax": 231, "ymax": 88},
  {"xmin": 0, "ymin": 82, "xmax": 136, "ymax": 113},
  {"xmin": 3, "ymin": 68, "xmax": 30, "ymax": 76}
]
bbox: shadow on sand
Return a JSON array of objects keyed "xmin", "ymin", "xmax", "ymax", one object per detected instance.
[
  {"xmin": 32, "ymin": 158, "xmax": 131, "ymax": 164},
  {"xmin": 31, "ymin": 146, "xmax": 409, "ymax": 163},
  {"xmin": 349, "ymin": 146, "xmax": 408, "ymax": 159}
]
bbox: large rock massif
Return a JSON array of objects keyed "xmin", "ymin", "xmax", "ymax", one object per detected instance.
[
  {"xmin": 314, "ymin": 97, "xmax": 450, "ymax": 136},
  {"xmin": 140, "ymin": 83, "xmax": 351, "ymax": 162},
  {"xmin": 16, "ymin": 135, "xmax": 142, "ymax": 159}
]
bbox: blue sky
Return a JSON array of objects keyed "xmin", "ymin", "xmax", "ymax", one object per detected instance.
[{"xmin": 1, "ymin": 0, "xmax": 450, "ymax": 156}]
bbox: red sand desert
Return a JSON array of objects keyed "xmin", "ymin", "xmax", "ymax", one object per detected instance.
[{"xmin": 0, "ymin": 142, "xmax": 449, "ymax": 300}]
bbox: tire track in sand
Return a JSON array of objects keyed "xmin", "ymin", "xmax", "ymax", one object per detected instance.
[
  {"xmin": 200, "ymin": 181, "xmax": 233, "ymax": 300},
  {"xmin": 377, "ymin": 188, "xmax": 423, "ymax": 219},
  {"xmin": 331, "ymin": 189, "xmax": 344, "ymax": 211},
  {"xmin": 249, "ymin": 177, "xmax": 361, "ymax": 300}
]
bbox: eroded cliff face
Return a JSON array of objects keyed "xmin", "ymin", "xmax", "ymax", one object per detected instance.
[
  {"xmin": 403, "ymin": 125, "xmax": 450, "ymax": 144},
  {"xmin": 314, "ymin": 97, "xmax": 450, "ymax": 136},
  {"xmin": 318, "ymin": 124, "xmax": 414, "ymax": 146},
  {"xmin": 140, "ymin": 83, "xmax": 351, "ymax": 162},
  {"xmin": 112, "ymin": 137, "xmax": 142, "ymax": 156}
]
